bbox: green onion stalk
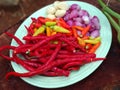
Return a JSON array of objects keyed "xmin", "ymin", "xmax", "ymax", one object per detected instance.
[
  {"xmin": 103, "ymin": 11, "xmax": 120, "ymax": 44},
  {"xmin": 98, "ymin": 0, "xmax": 120, "ymax": 44}
]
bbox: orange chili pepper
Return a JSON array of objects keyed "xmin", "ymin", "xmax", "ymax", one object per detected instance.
[
  {"xmin": 58, "ymin": 18, "xmax": 70, "ymax": 29},
  {"xmin": 46, "ymin": 27, "xmax": 52, "ymax": 36},
  {"xmin": 72, "ymin": 26, "xmax": 84, "ymax": 31},
  {"xmin": 85, "ymin": 43, "xmax": 92, "ymax": 50},
  {"xmin": 77, "ymin": 37, "xmax": 86, "ymax": 47},
  {"xmin": 45, "ymin": 18, "xmax": 53, "ymax": 22},
  {"xmin": 72, "ymin": 28, "xmax": 78, "ymax": 38},
  {"xmin": 82, "ymin": 36, "xmax": 89, "ymax": 40},
  {"xmin": 89, "ymin": 42, "xmax": 101, "ymax": 53},
  {"xmin": 33, "ymin": 28, "xmax": 37, "ymax": 33},
  {"xmin": 51, "ymin": 31, "xmax": 57, "ymax": 35},
  {"xmin": 81, "ymin": 25, "xmax": 91, "ymax": 37}
]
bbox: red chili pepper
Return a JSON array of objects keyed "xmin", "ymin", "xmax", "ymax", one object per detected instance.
[
  {"xmin": 6, "ymin": 42, "xmax": 61, "ymax": 78},
  {"xmin": 14, "ymin": 44, "xmax": 33, "ymax": 54},
  {"xmin": 37, "ymin": 17, "xmax": 46, "ymax": 24},
  {"xmin": 31, "ymin": 17, "xmax": 37, "ymax": 23},
  {"xmin": 85, "ymin": 57, "xmax": 106, "ymax": 63},
  {"xmin": 57, "ymin": 53, "xmax": 96, "ymax": 59},
  {"xmin": 38, "ymin": 57, "xmax": 50, "ymax": 64},
  {"xmin": 52, "ymin": 67, "xmax": 70, "ymax": 76},
  {"xmin": 5, "ymin": 61, "xmax": 56, "ymax": 79},
  {"xmin": 23, "ymin": 35, "xmax": 47, "ymax": 40},
  {"xmin": 59, "ymin": 37, "xmax": 86, "ymax": 52},
  {"xmin": 63, "ymin": 61, "xmax": 83, "ymax": 70},
  {"xmin": 67, "ymin": 66, "xmax": 80, "ymax": 71},
  {"xmin": 23, "ymin": 60, "xmax": 41, "ymax": 68},
  {"xmin": 42, "ymin": 71, "xmax": 60, "ymax": 76},
  {"xmin": 25, "ymin": 25, "xmax": 34, "ymax": 36},
  {"xmin": 12, "ymin": 53, "xmax": 35, "ymax": 71},
  {"xmin": 0, "ymin": 54, "xmax": 13, "ymax": 61},
  {"xmin": 26, "ymin": 33, "xmax": 62, "ymax": 53},
  {"xmin": 44, "ymin": 41, "xmax": 61, "ymax": 65},
  {"xmin": 0, "ymin": 45, "xmax": 16, "ymax": 51},
  {"xmin": 5, "ymin": 32, "xmax": 24, "ymax": 45},
  {"xmin": 0, "ymin": 45, "xmax": 16, "ymax": 61},
  {"xmin": 34, "ymin": 23, "xmax": 42, "ymax": 28},
  {"xmin": 58, "ymin": 50, "xmax": 71, "ymax": 54}
]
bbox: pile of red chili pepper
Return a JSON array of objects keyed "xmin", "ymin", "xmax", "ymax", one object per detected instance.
[{"xmin": 0, "ymin": 16, "xmax": 105, "ymax": 79}]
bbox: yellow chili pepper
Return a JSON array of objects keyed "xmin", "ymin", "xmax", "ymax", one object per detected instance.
[
  {"xmin": 33, "ymin": 26, "xmax": 45, "ymax": 36},
  {"xmin": 94, "ymin": 36, "xmax": 101, "ymax": 41},
  {"xmin": 84, "ymin": 39, "xmax": 100, "ymax": 44},
  {"xmin": 89, "ymin": 36, "xmax": 101, "ymax": 41},
  {"xmin": 53, "ymin": 25, "xmax": 70, "ymax": 33}
]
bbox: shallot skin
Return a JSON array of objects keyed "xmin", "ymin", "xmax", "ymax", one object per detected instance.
[{"xmin": 63, "ymin": 4, "xmax": 101, "ymax": 37}]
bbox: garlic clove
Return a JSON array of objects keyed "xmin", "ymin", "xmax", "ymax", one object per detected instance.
[
  {"xmin": 46, "ymin": 14, "xmax": 56, "ymax": 19},
  {"xmin": 46, "ymin": 6, "xmax": 56, "ymax": 14},
  {"xmin": 55, "ymin": 9, "xmax": 66, "ymax": 18}
]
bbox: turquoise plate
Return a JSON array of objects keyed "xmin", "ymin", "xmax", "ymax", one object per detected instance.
[{"xmin": 10, "ymin": 1, "xmax": 112, "ymax": 88}]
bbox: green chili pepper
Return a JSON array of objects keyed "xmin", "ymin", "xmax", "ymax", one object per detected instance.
[
  {"xmin": 33, "ymin": 25, "xmax": 45, "ymax": 36},
  {"xmin": 45, "ymin": 21, "xmax": 56, "ymax": 26},
  {"xmin": 53, "ymin": 25, "xmax": 70, "ymax": 33}
]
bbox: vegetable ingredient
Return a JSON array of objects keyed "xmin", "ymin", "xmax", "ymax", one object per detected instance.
[
  {"xmin": 45, "ymin": 21, "xmax": 56, "ymax": 26},
  {"xmin": 33, "ymin": 26, "xmax": 45, "ymax": 36},
  {"xmin": 53, "ymin": 25, "xmax": 70, "ymax": 33},
  {"xmin": 46, "ymin": 1, "xmax": 69, "ymax": 19},
  {"xmin": 63, "ymin": 3, "xmax": 101, "ymax": 39},
  {"xmin": 98, "ymin": 0, "xmax": 120, "ymax": 44},
  {"xmin": 0, "ymin": 2, "xmax": 105, "ymax": 79},
  {"xmin": 103, "ymin": 11, "xmax": 120, "ymax": 44},
  {"xmin": 97, "ymin": 0, "xmax": 120, "ymax": 19},
  {"xmin": 55, "ymin": 9, "xmax": 66, "ymax": 18}
]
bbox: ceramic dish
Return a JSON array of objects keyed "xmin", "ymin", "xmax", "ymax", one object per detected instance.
[{"xmin": 10, "ymin": 1, "xmax": 112, "ymax": 88}]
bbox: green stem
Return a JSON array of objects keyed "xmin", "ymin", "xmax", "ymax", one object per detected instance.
[
  {"xmin": 119, "ymin": 19, "xmax": 120, "ymax": 25},
  {"xmin": 103, "ymin": 11, "xmax": 120, "ymax": 32},
  {"xmin": 103, "ymin": 11, "xmax": 120, "ymax": 44},
  {"xmin": 98, "ymin": 0, "xmax": 120, "ymax": 19}
]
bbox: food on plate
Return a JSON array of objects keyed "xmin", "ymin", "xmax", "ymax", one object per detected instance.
[
  {"xmin": 46, "ymin": 1, "xmax": 69, "ymax": 19},
  {"xmin": 0, "ymin": 1, "xmax": 105, "ymax": 79},
  {"xmin": 98, "ymin": 0, "xmax": 120, "ymax": 44}
]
